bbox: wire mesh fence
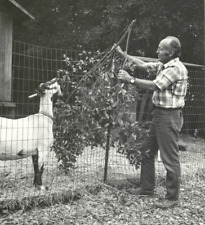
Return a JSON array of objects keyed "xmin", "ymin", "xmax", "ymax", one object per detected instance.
[{"xmin": 0, "ymin": 39, "xmax": 204, "ymax": 206}]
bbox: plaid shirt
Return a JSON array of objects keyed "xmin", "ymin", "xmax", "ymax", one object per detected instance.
[{"xmin": 147, "ymin": 58, "xmax": 188, "ymax": 108}]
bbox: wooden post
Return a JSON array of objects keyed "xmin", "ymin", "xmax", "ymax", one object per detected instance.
[{"xmin": 0, "ymin": 12, "xmax": 13, "ymax": 101}]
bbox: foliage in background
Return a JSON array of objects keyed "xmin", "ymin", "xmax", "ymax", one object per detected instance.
[
  {"xmin": 15, "ymin": 0, "xmax": 204, "ymax": 65},
  {"xmin": 51, "ymin": 51, "xmax": 148, "ymax": 172}
]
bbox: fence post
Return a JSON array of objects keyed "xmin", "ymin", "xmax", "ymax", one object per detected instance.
[
  {"xmin": 138, "ymin": 91, "xmax": 149, "ymax": 123},
  {"xmin": 104, "ymin": 121, "xmax": 111, "ymax": 182}
]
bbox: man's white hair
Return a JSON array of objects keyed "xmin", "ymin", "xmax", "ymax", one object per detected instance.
[{"xmin": 165, "ymin": 36, "xmax": 181, "ymax": 58}]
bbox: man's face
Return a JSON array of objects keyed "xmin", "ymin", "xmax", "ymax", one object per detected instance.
[{"xmin": 156, "ymin": 39, "xmax": 172, "ymax": 64}]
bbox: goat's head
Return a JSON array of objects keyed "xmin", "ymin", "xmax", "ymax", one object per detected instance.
[
  {"xmin": 41, "ymin": 78, "xmax": 62, "ymax": 97},
  {"xmin": 29, "ymin": 78, "xmax": 62, "ymax": 99}
]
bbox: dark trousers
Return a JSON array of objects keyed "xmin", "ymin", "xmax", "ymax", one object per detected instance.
[{"xmin": 140, "ymin": 108, "xmax": 183, "ymax": 200}]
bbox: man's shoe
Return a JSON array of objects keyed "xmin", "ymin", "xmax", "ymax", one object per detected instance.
[
  {"xmin": 127, "ymin": 188, "xmax": 154, "ymax": 196},
  {"xmin": 154, "ymin": 199, "xmax": 179, "ymax": 209}
]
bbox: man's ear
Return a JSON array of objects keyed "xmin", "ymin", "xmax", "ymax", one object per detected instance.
[
  {"xmin": 170, "ymin": 52, "xmax": 174, "ymax": 57},
  {"xmin": 165, "ymin": 52, "xmax": 172, "ymax": 57}
]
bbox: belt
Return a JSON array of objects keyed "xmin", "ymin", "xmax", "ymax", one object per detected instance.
[{"xmin": 154, "ymin": 106, "xmax": 182, "ymax": 111}]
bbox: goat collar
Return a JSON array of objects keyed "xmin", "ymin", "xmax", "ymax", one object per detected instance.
[{"xmin": 39, "ymin": 111, "xmax": 53, "ymax": 121}]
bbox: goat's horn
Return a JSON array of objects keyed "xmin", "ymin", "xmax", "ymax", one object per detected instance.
[{"xmin": 28, "ymin": 93, "xmax": 38, "ymax": 98}]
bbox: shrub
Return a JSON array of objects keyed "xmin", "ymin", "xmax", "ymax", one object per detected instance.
[{"xmin": 52, "ymin": 51, "xmax": 148, "ymax": 173}]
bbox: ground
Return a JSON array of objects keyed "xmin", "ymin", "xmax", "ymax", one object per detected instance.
[
  {"xmin": 0, "ymin": 134, "xmax": 204, "ymax": 224},
  {"xmin": 0, "ymin": 174, "xmax": 205, "ymax": 225}
]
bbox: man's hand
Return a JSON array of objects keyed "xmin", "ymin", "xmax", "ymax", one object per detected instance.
[
  {"xmin": 114, "ymin": 45, "xmax": 125, "ymax": 58},
  {"xmin": 118, "ymin": 70, "xmax": 132, "ymax": 82}
]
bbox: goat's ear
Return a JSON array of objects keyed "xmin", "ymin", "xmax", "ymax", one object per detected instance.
[
  {"xmin": 36, "ymin": 88, "xmax": 45, "ymax": 97},
  {"xmin": 39, "ymin": 83, "xmax": 50, "ymax": 90},
  {"xmin": 36, "ymin": 83, "xmax": 47, "ymax": 96}
]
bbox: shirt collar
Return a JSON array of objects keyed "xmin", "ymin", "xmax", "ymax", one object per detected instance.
[{"xmin": 163, "ymin": 57, "xmax": 179, "ymax": 69}]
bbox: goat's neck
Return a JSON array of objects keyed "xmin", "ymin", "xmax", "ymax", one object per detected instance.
[{"xmin": 39, "ymin": 95, "xmax": 53, "ymax": 117}]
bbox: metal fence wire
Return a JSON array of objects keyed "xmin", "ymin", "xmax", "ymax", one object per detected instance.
[{"xmin": 0, "ymin": 40, "xmax": 204, "ymax": 203}]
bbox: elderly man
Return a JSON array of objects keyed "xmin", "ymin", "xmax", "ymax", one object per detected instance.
[{"xmin": 115, "ymin": 36, "xmax": 188, "ymax": 209}]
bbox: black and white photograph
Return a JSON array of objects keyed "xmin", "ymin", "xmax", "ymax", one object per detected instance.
[{"xmin": 0, "ymin": 0, "xmax": 204, "ymax": 224}]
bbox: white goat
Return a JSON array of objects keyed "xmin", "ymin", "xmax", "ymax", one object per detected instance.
[{"xmin": 0, "ymin": 78, "xmax": 62, "ymax": 189}]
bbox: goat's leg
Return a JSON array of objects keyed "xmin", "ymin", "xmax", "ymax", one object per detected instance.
[{"xmin": 32, "ymin": 148, "xmax": 44, "ymax": 189}]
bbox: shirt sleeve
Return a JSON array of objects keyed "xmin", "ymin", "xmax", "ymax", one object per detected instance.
[
  {"xmin": 153, "ymin": 66, "xmax": 180, "ymax": 91},
  {"xmin": 145, "ymin": 62, "xmax": 160, "ymax": 75}
]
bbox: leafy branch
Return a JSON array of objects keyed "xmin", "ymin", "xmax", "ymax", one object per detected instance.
[{"xmin": 52, "ymin": 51, "xmax": 148, "ymax": 173}]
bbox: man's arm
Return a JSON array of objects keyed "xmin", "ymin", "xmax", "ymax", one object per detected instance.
[
  {"xmin": 118, "ymin": 70, "xmax": 158, "ymax": 91},
  {"xmin": 133, "ymin": 78, "xmax": 157, "ymax": 91},
  {"xmin": 115, "ymin": 46, "xmax": 148, "ymax": 70}
]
